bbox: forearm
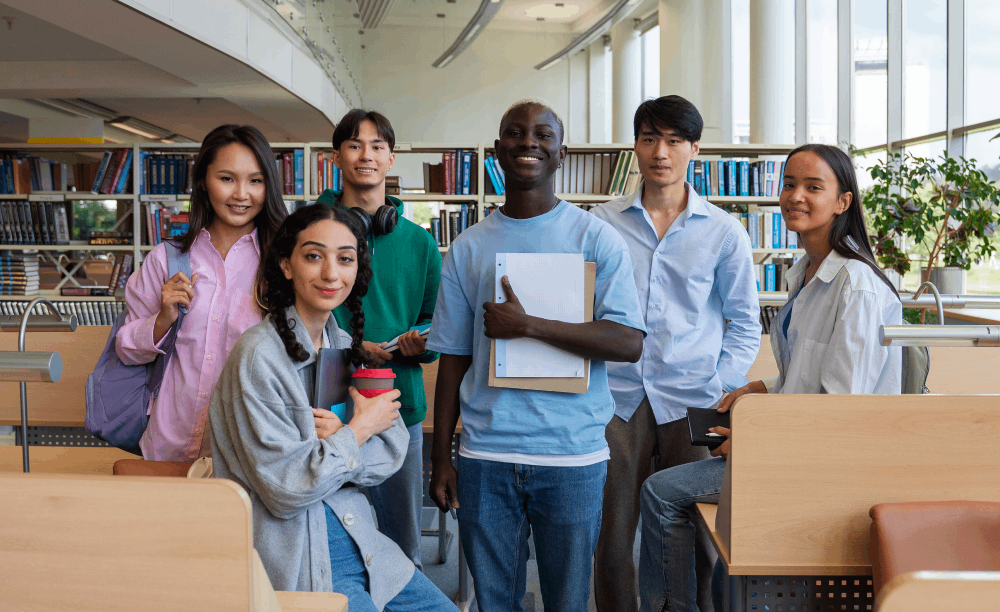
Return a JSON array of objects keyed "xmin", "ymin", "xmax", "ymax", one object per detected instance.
[
  {"xmin": 431, "ymin": 354, "xmax": 471, "ymax": 464},
  {"xmin": 522, "ymin": 318, "xmax": 643, "ymax": 363}
]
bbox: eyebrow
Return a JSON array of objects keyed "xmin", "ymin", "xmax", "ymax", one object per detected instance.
[
  {"xmin": 216, "ymin": 169, "xmax": 264, "ymax": 175},
  {"xmin": 784, "ymin": 175, "xmax": 827, "ymax": 182},
  {"xmin": 302, "ymin": 241, "xmax": 358, "ymax": 250},
  {"xmin": 346, "ymin": 136, "xmax": 386, "ymax": 144}
]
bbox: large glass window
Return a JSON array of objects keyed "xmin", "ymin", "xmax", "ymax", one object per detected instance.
[
  {"xmin": 965, "ymin": 130, "xmax": 1000, "ymax": 182},
  {"xmin": 853, "ymin": 0, "xmax": 888, "ymax": 149},
  {"xmin": 807, "ymin": 0, "xmax": 838, "ymax": 144},
  {"xmin": 642, "ymin": 25, "xmax": 660, "ymax": 102},
  {"xmin": 903, "ymin": 0, "xmax": 947, "ymax": 139},
  {"xmin": 966, "ymin": 0, "xmax": 1000, "ymax": 125}
]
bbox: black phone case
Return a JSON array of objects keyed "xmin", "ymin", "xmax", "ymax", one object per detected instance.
[{"xmin": 686, "ymin": 407, "xmax": 731, "ymax": 450}]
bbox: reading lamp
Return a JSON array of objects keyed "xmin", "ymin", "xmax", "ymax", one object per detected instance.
[
  {"xmin": 0, "ymin": 299, "xmax": 78, "ymax": 473},
  {"xmin": 880, "ymin": 324, "xmax": 1000, "ymax": 348}
]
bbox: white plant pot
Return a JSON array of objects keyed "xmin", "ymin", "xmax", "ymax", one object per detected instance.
[{"xmin": 920, "ymin": 267, "xmax": 967, "ymax": 295}]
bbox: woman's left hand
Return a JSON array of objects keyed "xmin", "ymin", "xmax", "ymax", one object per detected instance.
[
  {"xmin": 709, "ymin": 426, "xmax": 731, "ymax": 459},
  {"xmin": 313, "ymin": 408, "xmax": 344, "ymax": 440}
]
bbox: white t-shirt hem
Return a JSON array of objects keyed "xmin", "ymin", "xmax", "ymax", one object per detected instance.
[{"xmin": 458, "ymin": 443, "xmax": 610, "ymax": 467}]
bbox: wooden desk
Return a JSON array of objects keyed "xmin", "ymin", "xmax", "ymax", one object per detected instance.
[
  {"xmin": 944, "ymin": 308, "xmax": 1000, "ymax": 325},
  {"xmin": 876, "ymin": 571, "xmax": 1000, "ymax": 612},
  {"xmin": 0, "ymin": 445, "xmax": 136, "ymax": 474},
  {"xmin": 275, "ymin": 591, "xmax": 348, "ymax": 612}
]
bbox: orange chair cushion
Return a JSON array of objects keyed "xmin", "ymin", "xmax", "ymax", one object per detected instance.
[
  {"xmin": 869, "ymin": 500, "xmax": 1000, "ymax": 596},
  {"xmin": 112, "ymin": 459, "xmax": 192, "ymax": 477}
]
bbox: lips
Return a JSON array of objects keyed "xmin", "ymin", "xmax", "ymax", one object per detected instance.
[
  {"xmin": 316, "ymin": 287, "xmax": 340, "ymax": 297},
  {"xmin": 228, "ymin": 204, "xmax": 251, "ymax": 213},
  {"xmin": 515, "ymin": 156, "xmax": 542, "ymax": 163}
]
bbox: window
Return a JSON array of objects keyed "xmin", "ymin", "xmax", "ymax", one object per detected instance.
[
  {"xmin": 641, "ymin": 25, "xmax": 660, "ymax": 102},
  {"xmin": 903, "ymin": 0, "xmax": 947, "ymax": 139},
  {"xmin": 853, "ymin": 0, "xmax": 888, "ymax": 149},
  {"xmin": 966, "ymin": 0, "xmax": 1000, "ymax": 125},
  {"xmin": 965, "ymin": 130, "xmax": 1000, "ymax": 182},
  {"xmin": 807, "ymin": 0, "xmax": 838, "ymax": 144}
]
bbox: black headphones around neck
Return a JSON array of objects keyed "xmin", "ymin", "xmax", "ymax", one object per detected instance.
[{"xmin": 340, "ymin": 197, "xmax": 399, "ymax": 237}]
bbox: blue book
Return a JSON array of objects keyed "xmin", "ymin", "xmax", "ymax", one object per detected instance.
[
  {"xmin": 462, "ymin": 151, "xmax": 472, "ymax": 196},
  {"xmin": 114, "ymin": 150, "xmax": 133, "ymax": 195},
  {"xmin": 739, "ymin": 161, "xmax": 750, "ymax": 197},
  {"xmin": 485, "ymin": 156, "xmax": 502, "ymax": 195},
  {"xmin": 703, "ymin": 161, "xmax": 712, "ymax": 197},
  {"xmin": 294, "ymin": 149, "xmax": 304, "ymax": 196},
  {"xmin": 773, "ymin": 212, "xmax": 781, "ymax": 249},
  {"xmin": 765, "ymin": 263, "xmax": 776, "ymax": 291},
  {"xmin": 459, "ymin": 204, "xmax": 468, "ymax": 233},
  {"xmin": 725, "ymin": 161, "xmax": 736, "ymax": 196},
  {"xmin": 1, "ymin": 159, "xmax": 10, "ymax": 193},
  {"xmin": 687, "ymin": 160, "xmax": 695, "ymax": 186},
  {"xmin": 91, "ymin": 151, "xmax": 112, "ymax": 193}
]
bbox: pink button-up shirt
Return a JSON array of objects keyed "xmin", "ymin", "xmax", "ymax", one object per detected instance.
[{"xmin": 116, "ymin": 228, "xmax": 262, "ymax": 461}]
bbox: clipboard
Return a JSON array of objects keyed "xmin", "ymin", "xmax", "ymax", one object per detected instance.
[{"xmin": 488, "ymin": 261, "xmax": 596, "ymax": 394}]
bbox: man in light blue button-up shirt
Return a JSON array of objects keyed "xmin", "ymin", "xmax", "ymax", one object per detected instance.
[{"xmin": 591, "ymin": 96, "xmax": 761, "ymax": 612}]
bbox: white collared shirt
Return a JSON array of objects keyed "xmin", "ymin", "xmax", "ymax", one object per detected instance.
[{"xmin": 770, "ymin": 250, "xmax": 902, "ymax": 394}]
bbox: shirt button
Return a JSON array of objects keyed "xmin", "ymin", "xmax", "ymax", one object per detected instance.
[
  {"xmin": 348, "ymin": 457, "xmax": 357, "ymax": 469},
  {"xmin": 343, "ymin": 514, "xmax": 354, "ymax": 526},
  {"xmin": 212, "ymin": 316, "xmax": 218, "ymax": 321},
  {"xmin": 200, "ymin": 392, "xmax": 207, "ymax": 398},
  {"xmin": 193, "ymin": 428, "xmax": 201, "ymax": 434},
  {"xmin": 206, "ymin": 355, "xmax": 212, "ymax": 360},
  {"xmin": 366, "ymin": 553, "xmax": 374, "ymax": 566}
]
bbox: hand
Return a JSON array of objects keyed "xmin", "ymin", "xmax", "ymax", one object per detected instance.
[
  {"xmin": 716, "ymin": 379, "xmax": 767, "ymax": 414},
  {"xmin": 154, "ymin": 272, "xmax": 199, "ymax": 343},
  {"xmin": 483, "ymin": 276, "xmax": 529, "ymax": 339},
  {"xmin": 396, "ymin": 330, "xmax": 427, "ymax": 357},
  {"xmin": 430, "ymin": 458, "xmax": 460, "ymax": 514},
  {"xmin": 709, "ymin": 426, "xmax": 731, "ymax": 459},
  {"xmin": 347, "ymin": 386, "xmax": 401, "ymax": 447},
  {"xmin": 362, "ymin": 341, "xmax": 393, "ymax": 367},
  {"xmin": 313, "ymin": 408, "xmax": 344, "ymax": 440}
]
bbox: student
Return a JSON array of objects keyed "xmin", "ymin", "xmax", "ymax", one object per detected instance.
[
  {"xmin": 116, "ymin": 124, "xmax": 287, "ymax": 461},
  {"xmin": 316, "ymin": 109, "xmax": 441, "ymax": 570},
  {"xmin": 209, "ymin": 204, "xmax": 454, "ymax": 611},
  {"xmin": 590, "ymin": 95, "xmax": 761, "ymax": 612},
  {"xmin": 637, "ymin": 144, "xmax": 902, "ymax": 612},
  {"xmin": 427, "ymin": 99, "xmax": 647, "ymax": 611}
]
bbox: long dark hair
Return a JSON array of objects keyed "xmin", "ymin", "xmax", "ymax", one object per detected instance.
[
  {"xmin": 785, "ymin": 144, "xmax": 899, "ymax": 297},
  {"xmin": 177, "ymin": 124, "xmax": 287, "ymax": 253},
  {"xmin": 255, "ymin": 204, "xmax": 371, "ymax": 365}
]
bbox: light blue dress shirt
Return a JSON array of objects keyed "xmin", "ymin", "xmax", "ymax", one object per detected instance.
[
  {"xmin": 426, "ymin": 201, "xmax": 647, "ymax": 456},
  {"xmin": 590, "ymin": 181, "xmax": 761, "ymax": 424}
]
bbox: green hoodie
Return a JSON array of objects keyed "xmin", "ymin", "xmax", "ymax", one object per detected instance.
[{"xmin": 319, "ymin": 190, "xmax": 442, "ymax": 426}]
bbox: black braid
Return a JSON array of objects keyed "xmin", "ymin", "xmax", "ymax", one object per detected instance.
[{"xmin": 255, "ymin": 203, "xmax": 371, "ymax": 362}]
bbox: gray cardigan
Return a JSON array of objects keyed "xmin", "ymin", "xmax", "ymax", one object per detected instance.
[{"xmin": 209, "ymin": 306, "xmax": 414, "ymax": 609}]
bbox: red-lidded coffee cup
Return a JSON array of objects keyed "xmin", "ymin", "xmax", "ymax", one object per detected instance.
[{"xmin": 353, "ymin": 368, "xmax": 396, "ymax": 398}]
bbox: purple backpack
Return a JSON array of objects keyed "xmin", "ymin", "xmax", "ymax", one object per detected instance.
[{"xmin": 85, "ymin": 242, "xmax": 190, "ymax": 455}]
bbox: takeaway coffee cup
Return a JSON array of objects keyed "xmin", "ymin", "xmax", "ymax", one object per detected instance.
[{"xmin": 352, "ymin": 368, "xmax": 396, "ymax": 398}]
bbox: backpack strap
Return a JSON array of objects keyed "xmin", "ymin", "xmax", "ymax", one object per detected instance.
[
  {"xmin": 164, "ymin": 241, "xmax": 192, "ymax": 315},
  {"xmin": 149, "ymin": 242, "xmax": 192, "ymax": 397}
]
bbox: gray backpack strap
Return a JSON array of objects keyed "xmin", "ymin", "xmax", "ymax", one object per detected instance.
[{"xmin": 149, "ymin": 242, "xmax": 191, "ymax": 396}]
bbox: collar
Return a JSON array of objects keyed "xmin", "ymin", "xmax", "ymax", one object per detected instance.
[
  {"xmin": 622, "ymin": 181, "xmax": 709, "ymax": 218},
  {"xmin": 784, "ymin": 249, "xmax": 850, "ymax": 293},
  {"xmin": 281, "ymin": 305, "xmax": 341, "ymax": 370},
  {"xmin": 197, "ymin": 227, "xmax": 260, "ymax": 255},
  {"xmin": 320, "ymin": 189, "xmax": 403, "ymax": 214}
]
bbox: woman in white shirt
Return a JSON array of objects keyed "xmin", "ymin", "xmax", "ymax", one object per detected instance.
[{"xmin": 637, "ymin": 144, "xmax": 902, "ymax": 612}]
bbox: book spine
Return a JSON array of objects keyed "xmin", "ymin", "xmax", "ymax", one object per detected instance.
[
  {"xmin": 739, "ymin": 161, "xmax": 749, "ymax": 197},
  {"xmin": 91, "ymin": 152, "xmax": 111, "ymax": 193},
  {"xmin": 294, "ymin": 149, "xmax": 304, "ymax": 196},
  {"xmin": 462, "ymin": 151, "xmax": 472, "ymax": 196}
]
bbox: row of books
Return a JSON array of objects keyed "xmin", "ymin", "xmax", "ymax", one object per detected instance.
[
  {"xmin": 277, "ymin": 149, "xmax": 305, "ymax": 196},
  {"xmin": 423, "ymin": 150, "xmax": 479, "ymax": 196},
  {"xmin": 0, "ymin": 152, "xmax": 132, "ymax": 195},
  {"xmin": 428, "ymin": 203, "xmax": 481, "ymax": 247},
  {"xmin": 729, "ymin": 206, "xmax": 799, "ymax": 249},
  {"xmin": 143, "ymin": 203, "xmax": 188, "ymax": 245},
  {"xmin": 138, "ymin": 153, "xmax": 194, "ymax": 195},
  {"xmin": 310, "ymin": 151, "xmax": 343, "ymax": 195},
  {"xmin": 689, "ymin": 159, "xmax": 786, "ymax": 198},
  {"xmin": 0, "ymin": 298, "xmax": 126, "ymax": 325},
  {"xmin": 483, "ymin": 155, "xmax": 505, "ymax": 196},
  {"xmin": 0, "ymin": 254, "xmax": 39, "ymax": 296},
  {"xmin": 753, "ymin": 256, "xmax": 800, "ymax": 292},
  {"xmin": 0, "ymin": 200, "xmax": 71, "ymax": 245}
]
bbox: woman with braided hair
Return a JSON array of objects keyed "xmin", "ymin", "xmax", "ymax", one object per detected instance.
[{"xmin": 209, "ymin": 203, "xmax": 453, "ymax": 611}]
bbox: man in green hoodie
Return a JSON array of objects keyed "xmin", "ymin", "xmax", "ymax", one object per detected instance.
[{"xmin": 318, "ymin": 109, "xmax": 441, "ymax": 570}]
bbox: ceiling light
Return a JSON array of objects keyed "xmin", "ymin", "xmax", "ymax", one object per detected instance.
[
  {"xmin": 525, "ymin": 3, "xmax": 580, "ymax": 20},
  {"xmin": 109, "ymin": 116, "xmax": 172, "ymax": 140},
  {"xmin": 534, "ymin": 0, "xmax": 640, "ymax": 70},
  {"xmin": 432, "ymin": 0, "xmax": 504, "ymax": 68}
]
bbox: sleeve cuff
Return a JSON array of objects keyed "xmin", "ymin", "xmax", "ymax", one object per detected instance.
[
  {"xmin": 138, "ymin": 315, "xmax": 168, "ymax": 355},
  {"xmin": 717, "ymin": 362, "xmax": 751, "ymax": 393},
  {"xmin": 762, "ymin": 376, "xmax": 779, "ymax": 393},
  {"xmin": 327, "ymin": 426, "xmax": 365, "ymax": 478}
]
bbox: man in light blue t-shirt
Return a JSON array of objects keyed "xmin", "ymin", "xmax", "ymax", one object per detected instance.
[{"xmin": 427, "ymin": 99, "xmax": 647, "ymax": 611}]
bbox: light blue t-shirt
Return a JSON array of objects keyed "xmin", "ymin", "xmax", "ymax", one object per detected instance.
[{"xmin": 426, "ymin": 201, "xmax": 647, "ymax": 456}]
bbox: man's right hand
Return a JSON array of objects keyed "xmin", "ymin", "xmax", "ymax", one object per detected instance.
[
  {"xmin": 716, "ymin": 379, "xmax": 768, "ymax": 414},
  {"xmin": 430, "ymin": 459, "xmax": 459, "ymax": 514},
  {"xmin": 362, "ymin": 341, "xmax": 393, "ymax": 367}
]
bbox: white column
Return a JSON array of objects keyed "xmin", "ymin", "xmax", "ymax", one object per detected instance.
[
  {"xmin": 568, "ymin": 50, "xmax": 590, "ymax": 144},
  {"xmin": 612, "ymin": 18, "xmax": 642, "ymax": 143},
  {"xmin": 887, "ymin": 0, "xmax": 903, "ymax": 151},
  {"xmin": 588, "ymin": 38, "xmax": 611, "ymax": 144},
  {"xmin": 837, "ymin": 0, "xmax": 854, "ymax": 148},
  {"xmin": 750, "ymin": 0, "xmax": 794, "ymax": 143},
  {"xmin": 659, "ymin": 0, "xmax": 729, "ymax": 143},
  {"xmin": 946, "ymin": 0, "xmax": 965, "ymax": 158}
]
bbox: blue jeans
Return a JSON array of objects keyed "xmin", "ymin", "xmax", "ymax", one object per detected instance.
[
  {"xmin": 367, "ymin": 421, "xmax": 424, "ymax": 570},
  {"xmin": 639, "ymin": 457, "xmax": 726, "ymax": 612},
  {"xmin": 457, "ymin": 455, "xmax": 607, "ymax": 612},
  {"xmin": 325, "ymin": 504, "xmax": 453, "ymax": 611}
]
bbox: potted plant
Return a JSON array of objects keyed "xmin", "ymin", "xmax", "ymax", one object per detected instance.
[{"xmin": 861, "ymin": 150, "xmax": 1000, "ymax": 297}]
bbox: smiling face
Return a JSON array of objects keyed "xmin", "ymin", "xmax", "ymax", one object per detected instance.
[
  {"xmin": 494, "ymin": 103, "xmax": 566, "ymax": 190},
  {"xmin": 332, "ymin": 119, "xmax": 395, "ymax": 190},
  {"xmin": 780, "ymin": 150, "xmax": 852, "ymax": 243},
  {"xmin": 205, "ymin": 142, "xmax": 266, "ymax": 234},
  {"xmin": 279, "ymin": 218, "xmax": 359, "ymax": 322},
  {"xmin": 634, "ymin": 123, "xmax": 699, "ymax": 189}
]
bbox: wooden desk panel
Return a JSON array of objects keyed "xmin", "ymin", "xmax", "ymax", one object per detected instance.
[
  {"xmin": 275, "ymin": 591, "xmax": 348, "ymax": 612},
  {"xmin": 0, "ymin": 325, "xmax": 110, "ymax": 427},
  {"xmin": 877, "ymin": 571, "xmax": 1000, "ymax": 612},
  {"xmin": 0, "ymin": 445, "xmax": 136, "ymax": 474}
]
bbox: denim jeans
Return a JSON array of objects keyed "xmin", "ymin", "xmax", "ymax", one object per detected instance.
[
  {"xmin": 366, "ymin": 421, "xmax": 424, "ymax": 570},
  {"xmin": 325, "ymin": 504, "xmax": 453, "ymax": 611},
  {"xmin": 639, "ymin": 457, "xmax": 726, "ymax": 612},
  {"xmin": 457, "ymin": 455, "xmax": 607, "ymax": 612}
]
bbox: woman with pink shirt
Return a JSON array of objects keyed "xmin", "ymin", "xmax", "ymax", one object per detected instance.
[{"xmin": 115, "ymin": 124, "xmax": 288, "ymax": 461}]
